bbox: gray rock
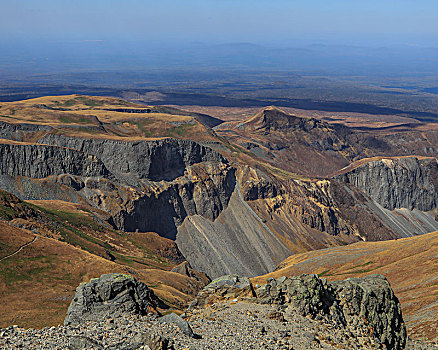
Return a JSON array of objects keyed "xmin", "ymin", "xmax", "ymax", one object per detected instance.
[
  {"xmin": 159, "ymin": 313, "xmax": 194, "ymax": 338},
  {"xmin": 334, "ymin": 157, "xmax": 438, "ymax": 211},
  {"xmin": 255, "ymin": 273, "xmax": 407, "ymax": 350},
  {"xmin": 64, "ymin": 273, "xmax": 160, "ymax": 326},
  {"xmin": 187, "ymin": 274, "xmax": 256, "ymax": 311},
  {"xmin": 112, "ymin": 330, "xmax": 173, "ymax": 350},
  {"xmin": 39, "ymin": 134, "xmax": 227, "ymax": 182},
  {"xmin": 0, "ymin": 143, "xmax": 110, "ymax": 179},
  {"xmin": 68, "ymin": 335, "xmax": 105, "ymax": 350},
  {"xmin": 0, "ymin": 121, "xmax": 52, "ymax": 142}
]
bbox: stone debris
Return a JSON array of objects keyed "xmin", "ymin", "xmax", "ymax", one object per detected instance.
[
  {"xmin": 1, "ymin": 273, "xmax": 436, "ymax": 349},
  {"xmin": 64, "ymin": 273, "xmax": 162, "ymax": 326}
]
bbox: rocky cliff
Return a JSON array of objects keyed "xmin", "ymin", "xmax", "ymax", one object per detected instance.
[
  {"xmin": 0, "ymin": 137, "xmax": 236, "ymax": 242},
  {"xmin": 335, "ymin": 157, "xmax": 438, "ymax": 211},
  {"xmin": 39, "ymin": 134, "xmax": 226, "ymax": 182},
  {"xmin": 187, "ymin": 273, "xmax": 407, "ymax": 350},
  {"xmin": 0, "ymin": 121, "xmax": 51, "ymax": 142},
  {"xmin": 113, "ymin": 163, "xmax": 236, "ymax": 239},
  {"xmin": 0, "ymin": 142, "xmax": 110, "ymax": 179}
]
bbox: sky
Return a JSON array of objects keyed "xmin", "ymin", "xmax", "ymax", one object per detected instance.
[{"xmin": 1, "ymin": 0, "xmax": 438, "ymax": 47}]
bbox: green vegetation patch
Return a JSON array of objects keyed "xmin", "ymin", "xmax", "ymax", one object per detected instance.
[
  {"xmin": 75, "ymin": 96, "xmax": 105, "ymax": 107},
  {"xmin": 0, "ymin": 254, "xmax": 67, "ymax": 287},
  {"xmin": 167, "ymin": 123, "xmax": 195, "ymax": 137},
  {"xmin": 134, "ymin": 120, "xmax": 154, "ymax": 137},
  {"xmin": 58, "ymin": 115, "xmax": 95, "ymax": 124}
]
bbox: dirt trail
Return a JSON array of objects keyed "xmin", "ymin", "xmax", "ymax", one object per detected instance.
[{"xmin": 0, "ymin": 235, "xmax": 37, "ymax": 262}]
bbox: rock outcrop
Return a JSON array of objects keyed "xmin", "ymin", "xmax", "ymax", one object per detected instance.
[
  {"xmin": 256, "ymin": 274, "xmax": 406, "ymax": 350},
  {"xmin": 0, "ymin": 121, "xmax": 51, "ymax": 142},
  {"xmin": 112, "ymin": 162, "xmax": 236, "ymax": 239},
  {"xmin": 0, "ymin": 143, "xmax": 110, "ymax": 179},
  {"xmin": 187, "ymin": 275, "xmax": 255, "ymax": 311},
  {"xmin": 188, "ymin": 273, "xmax": 407, "ymax": 350},
  {"xmin": 64, "ymin": 273, "xmax": 162, "ymax": 325},
  {"xmin": 39, "ymin": 135, "xmax": 227, "ymax": 182},
  {"xmin": 335, "ymin": 157, "xmax": 438, "ymax": 211},
  {"xmin": 171, "ymin": 261, "xmax": 211, "ymax": 284}
]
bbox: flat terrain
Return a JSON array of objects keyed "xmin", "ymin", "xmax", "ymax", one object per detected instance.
[{"xmin": 0, "ymin": 95, "xmax": 217, "ymax": 142}]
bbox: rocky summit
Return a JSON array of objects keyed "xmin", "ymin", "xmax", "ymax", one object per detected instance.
[
  {"xmin": 64, "ymin": 273, "xmax": 162, "ymax": 326},
  {"xmin": 0, "ymin": 272, "xmax": 419, "ymax": 350}
]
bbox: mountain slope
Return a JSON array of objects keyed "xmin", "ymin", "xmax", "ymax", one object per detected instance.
[
  {"xmin": 253, "ymin": 231, "xmax": 438, "ymax": 342},
  {"xmin": 0, "ymin": 189, "xmax": 208, "ymax": 328}
]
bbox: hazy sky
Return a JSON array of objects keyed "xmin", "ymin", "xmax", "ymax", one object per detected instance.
[{"xmin": 1, "ymin": 0, "xmax": 438, "ymax": 46}]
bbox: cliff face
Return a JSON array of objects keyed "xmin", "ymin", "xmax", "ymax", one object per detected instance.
[
  {"xmin": 0, "ymin": 121, "xmax": 51, "ymax": 142},
  {"xmin": 39, "ymin": 135, "xmax": 226, "ymax": 182},
  {"xmin": 335, "ymin": 157, "xmax": 438, "ymax": 211},
  {"xmin": 113, "ymin": 163, "xmax": 236, "ymax": 239},
  {"xmin": 238, "ymin": 166, "xmax": 358, "ymax": 238},
  {"xmin": 0, "ymin": 143, "xmax": 109, "ymax": 179},
  {"xmin": 0, "ymin": 136, "xmax": 240, "ymax": 252}
]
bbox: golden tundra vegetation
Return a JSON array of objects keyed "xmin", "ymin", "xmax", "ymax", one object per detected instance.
[
  {"xmin": 0, "ymin": 95, "xmax": 217, "ymax": 142},
  {"xmin": 0, "ymin": 190, "xmax": 205, "ymax": 328},
  {"xmin": 252, "ymin": 231, "xmax": 438, "ymax": 342},
  {"xmin": 0, "ymin": 94, "xmax": 437, "ymax": 342}
]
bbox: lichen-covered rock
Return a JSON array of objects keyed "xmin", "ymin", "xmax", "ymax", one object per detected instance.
[
  {"xmin": 190, "ymin": 273, "xmax": 406, "ymax": 349},
  {"xmin": 255, "ymin": 274, "xmax": 406, "ymax": 350},
  {"xmin": 186, "ymin": 275, "xmax": 255, "ymax": 311},
  {"xmin": 64, "ymin": 273, "xmax": 161, "ymax": 325},
  {"xmin": 331, "ymin": 275, "xmax": 406, "ymax": 350}
]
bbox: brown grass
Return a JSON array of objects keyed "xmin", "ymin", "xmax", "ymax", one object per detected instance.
[
  {"xmin": 252, "ymin": 231, "xmax": 438, "ymax": 342},
  {"xmin": 0, "ymin": 221, "xmax": 200, "ymax": 328},
  {"xmin": 0, "ymin": 95, "xmax": 217, "ymax": 142}
]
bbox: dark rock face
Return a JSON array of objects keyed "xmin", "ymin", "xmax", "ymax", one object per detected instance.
[
  {"xmin": 112, "ymin": 164, "xmax": 236, "ymax": 239},
  {"xmin": 39, "ymin": 135, "xmax": 227, "ymax": 182},
  {"xmin": 189, "ymin": 273, "xmax": 406, "ymax": 350},
  {"xmin": 0, "ymin": 121, "xmax": 52, "ymax": 142},
  {"xmin": 64, "ymin": 274, "xmax": 161, "ymax": 326},
  {"xmin": 0, "ymin": 143, "xmax": 109, "ymax": 179},
  {"xmin": 335, "ymin": 157, "xmax": 438, "ymax": 211},
  {"xmin": 256, "ymin": 274, "xmax": 406, "ymax": 350}
]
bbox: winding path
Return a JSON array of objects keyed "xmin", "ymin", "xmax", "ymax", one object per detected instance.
[{"xmin": 0, "ymin": 235, "xmax": 37, "ymax": 262}]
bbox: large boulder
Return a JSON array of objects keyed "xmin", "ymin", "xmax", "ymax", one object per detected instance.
[
  {"xmin": 188, "ymin": 273, "xmax": 406, "ymax": 350},
  {"xmin": 255, "ymin": 274, "xmax": 406, "ymax": 350},
  {"xmin": 64, "ymin": 273, "xmax": 161, "ymax": 325},
  {"xmin": 186, "ymin": 274, "xmax": 255, "ymax": 311}
]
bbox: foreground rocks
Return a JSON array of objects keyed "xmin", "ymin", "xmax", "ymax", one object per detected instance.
[
  {"xmin": 1, "ymin": 273, "xmax": 436, "ymax": 349},
  {"xmin": 64, "ymin": 273, "xmax": 162, "ymax": 325},
  {"xmin": 187, "ymin": 273, "xmax": 407, "ymax": 350},
  {"xmin": 1, "ymin": 302, "xmax": 435, "ymax": 350}
]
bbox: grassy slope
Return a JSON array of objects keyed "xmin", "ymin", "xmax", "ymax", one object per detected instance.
[
  {"xmin": 0, "ymin": 95, "xmax": 216, "ymax": 141},
  {"xmin": 252, "ymin": 231, "xmax": 438, "ymax": 342},
  {"xmin": 0, "ymin": 190, "xmax": 202, "ymax": 328}
]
